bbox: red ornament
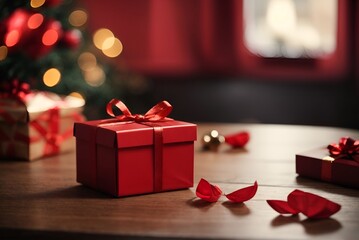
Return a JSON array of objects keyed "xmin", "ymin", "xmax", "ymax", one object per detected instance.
[
  {"xmin": 59, "ymin": 29, "xmax": 82, "ymax": 49},
  {"xmin": 2, "ymin": 9, "xmax": 63, "ymax": 58}
]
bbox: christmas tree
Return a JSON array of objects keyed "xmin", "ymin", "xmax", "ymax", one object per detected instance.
[{"xmin": 0, "ymin": 0, "xmax": 127, "ymax": 119}]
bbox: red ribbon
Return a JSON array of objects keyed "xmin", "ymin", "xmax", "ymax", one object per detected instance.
[
  {"xmin": 106, "ymin": 99, "xmax": 172, "ymax": 122},
  {"xmin": 327, "ymin": 137, "xmax": 359, "ymax": 163},
  {"xmin": 106, "ymin": 99, "xmax": 173, "ymax": 192}
]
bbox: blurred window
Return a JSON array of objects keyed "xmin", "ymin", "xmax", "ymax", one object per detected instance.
[{"xmin": 243, "ymin": 0, "xmax": 337, "ymax": 58}]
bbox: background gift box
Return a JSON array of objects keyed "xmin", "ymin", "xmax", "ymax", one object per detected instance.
[
  {"xmin": 0, "ymin": 91, "xmax": 85, "ymax": 161},
  {"xmin": 296, "ymin": 147, "xmax": 359, "ymax": 189}
]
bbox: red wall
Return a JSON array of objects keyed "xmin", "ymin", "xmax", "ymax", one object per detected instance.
[{"xmin": 83, "ymin": 0, "xmax": 358, "ymax": 82}]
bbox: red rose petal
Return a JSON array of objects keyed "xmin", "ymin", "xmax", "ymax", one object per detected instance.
[
  {"xmin": 266, "ymin": 200, "xmax": 300, "ymax": 215},
  {"xmin": 287, "ymin": 189, "xmax": 341, "ymax": 219},
  {"xmin": 225, "ymin": 181, "xmax": 258, "ymax": 203},
  {"xmin": 225, "ymin": 131, "xmax": 250, "ymax": 148},
  {"xmin": 196, "ymin": 178, "xmax": 222, "ymax": 202}
]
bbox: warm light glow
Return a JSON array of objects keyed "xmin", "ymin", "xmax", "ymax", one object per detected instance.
[
  {"xmin": 69, "ymin": 92, "xmax": 85, "ymax": 100},
  {"xmin": 203, "ymin": 135, "xmax": 211, "ymax": 143},
  {"xmin": 78, "ymin": 52, "xmax": 97, "ymax": 71},
  {"xmin": 28, "ymin": 13, "xmax": 44, "ymax": 29},
  {"xmin": 43, "ymin": 68, "xmax": 61, "ymax": 87},
  {"xmin": 83, "ymin": 65, "xmax": 105, "ymax": 87},
  {"xmin": 243, "ymin": 0, "xmax": 337, "ymax": 58},
  {"xmin": 101, "ymin": 37, "xmax": 115, "ymax": 50},
  {"xmin": 210, "ymin": 130, "xmax": 219, "ymax": 138},
  {"xmin": 93, "ymin": 28, "xmax": 114, "ymax": 50},
  {"xmin": 5, "ymin": 30, "xmax": 20, "ymax": 47},
  {"xmin": 69, "ymin": 10, "xmax": 88, "ymax": 27},
  {"xmin": 42, "ymin": 29, "xmax": 59, "ymax": 46},
  {"xmin": 102, "ymin": 37, "xmax": 123, "ymax": 58},
  {"xmin": 0, "ymin": 46, "xmax": 8, "ymax": 61},
  {"xmin": 30, "ymin": 0, "xmax": 46, "ymax": 8},
  {"xmin": 266, "ymin": 0, "xmax": 297, "ymax": 38}
]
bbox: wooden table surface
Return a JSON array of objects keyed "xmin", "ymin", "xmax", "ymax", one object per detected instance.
[{"xmin": 1, "ymin": 123, "xmax": 359, "ymax": 240}]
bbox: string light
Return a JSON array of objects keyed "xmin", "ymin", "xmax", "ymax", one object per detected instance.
[
  {"xmin": 102, "ymin": 37, "xmax": 123, "ymax": 58},
  {"xmin": 68, "ymin": 10, "xmax": 88, "ymax": 27},
  {"xmin": 93, "ymin": 28, "xmax": 114, "ymax": 50},
  {"xmin": 0, "ymin": 46, "xmax": 8, "ymax": 61},
  {"xmin": 42, "ymin": 29, "xmax": 59, "ymax": 46},
  {"xmin": 5, "ymin": 30, "xmax": 20, "ymax": 47},
  {"xmin": 69, "ymin": 92, "xmax": 85, "ymax": 100},
  {"xmin": 83, "ymin": 65, "xmax": 105, "ymax": 87},
  {"xmin": 30, "ymin": 0, "xmax": 46, "ymax": 8},
  {"xmin": 78, "ymin": 52, "xmax": 97, "ymax": 71},
  {"xmin": 43, "ymin": 68, "xmax": 61, "ymax": 87},
  {"xmin": 27, "ymin": 13, "xmax": 44, "ymax": 29}
]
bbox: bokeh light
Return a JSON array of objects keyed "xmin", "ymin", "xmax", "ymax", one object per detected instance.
[
  {"xmin": 30, "ymin": 0, "xmax": 46, "ymax": 8},
  {"xmin": 0, "ymin": 46, "xmax": 8, "ymax": 61},
  {"xmin": 102, "ymin": 37, "xmax": 123, "ymax": 58},
  {"xmin": 83, "ymin": 65, "xmax": 105, "ymax": 87},
  {"xmin": 42, "ymin": 29, "xmax": 59, "ymax": 46},
  {"xmin": 69, "ymin": 10, "xmax": 88, "ymax": 27},
  {"xmin": 93, "ymin": 28, "xmax": 114, "ymax": 50},
  {"xmin": 28, "ymin": 13, "xmax": 44, "ymax": 29},
  {"xmin": 43, "ymin": 68, "xmax": 61, "ymax": 87},
  {"xmin": 5, "ymin": 30, "xmax": 20, "ymax": 47},
  {"xmin": 69, "ymin": 92, "xmax": 85, "ymax": 100},
  {"xmin": 78, "ymin": 52, "xmax": 97, "ymax": 71}
]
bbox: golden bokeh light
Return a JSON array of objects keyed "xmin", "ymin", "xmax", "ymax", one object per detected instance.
[
  {"xmin": 102, "ymin": 37, "xmax": 123, "ymax": 58},
  {"xmin": 30, "ymin": 0, "xmax": 46, "ymax": 8},
  {"xmin": 69, "ymin": 10, "xmax": 88, "ymax": 27},
  {"xmin": 101, "ymin": 37, "xmax": 115, "ymax": 50},
  {"xmin": 83, "ymin": 65, "xmax": 105, "ymax": 87},
  {"xmin": 69, "ymin": 92, "xmax": 85, "ymax": 100},
  {"xmin": 43, "ymin": 68, "xmax": 61, "ymax": 87},
  {"xmin": 78, "ymin": 52, "xmax": 97, "ymax": 71},
  {"xmin": 0, "ymin": 46, "xmax": 8, "ymax": 61},
  {"xmin": 28, "ymin": 13, "xmax": 44, "ymax": 29},
  {"xmin": 93, "ymin": 28, "xmax": 114, "ymax": 50}
]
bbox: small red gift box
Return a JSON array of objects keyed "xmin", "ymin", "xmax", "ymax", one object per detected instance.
[
  {"xmin": 0, "ymin": 91, "xmax": 85, "ymax": 161},
  {"xmin": 296, "ymin": 148, "xmax": 359, "ymax": 189},
  {"xmin": 74, "ymin": 100, "xmax": 197, "ymax": 197}
]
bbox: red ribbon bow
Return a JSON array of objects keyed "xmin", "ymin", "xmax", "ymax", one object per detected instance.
[
  {"xmin": 327, "ymin": 137, "xmax": 359, "ymax": 163},
  {"xmin": 0, "ymin": 79, "xmax": 30, "ymax": 102},
  {"xmin": 106, "ymin": 99, "xmax": 172, "ymax": 122}
]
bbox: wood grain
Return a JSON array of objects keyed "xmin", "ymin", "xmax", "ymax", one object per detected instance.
[{"xmin": 1, "ymin": 124, "xmax": 359, "ymax": 239}]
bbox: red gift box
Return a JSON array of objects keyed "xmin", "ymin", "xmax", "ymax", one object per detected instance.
[
  {"xmin": 74, "ymin": 100, "xmax": 196, "ymax": 197},
  {"xmin": 296, "ymin": 148, "xmax": 359, "ymax": 189}
]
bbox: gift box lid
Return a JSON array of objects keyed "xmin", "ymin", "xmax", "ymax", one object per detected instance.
[{"xmin": 74, "ymin": 120, "xmax": 197, "ymax": 148}]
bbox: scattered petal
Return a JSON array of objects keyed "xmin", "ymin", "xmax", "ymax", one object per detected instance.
[
  {"xmin": 266, "ymin": 200, "xmax": 300, "ymax": 215},
  {"xmin": 287, "ymin": 189, "xmax": 341, "ymax": 219},
  {"xmin": 225, "ymin": 181, "xmax": 258, "ymax": 203},
  {"xmin": 196, "ymin": 178, "xmax": 222, "ymax": 202},
  {"xmin": 225, "ymin": 131, "xmax": 250, "ymax": 148}
]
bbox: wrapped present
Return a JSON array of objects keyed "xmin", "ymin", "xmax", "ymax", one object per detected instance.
[
  {"xmin": 296, "ymin": 137, "xmax": 359, "ymax": 188},
  {"xmin": 74, "ymin": 99, "xmax": 197, "ymax": 197},
  {"xmin": 0, "ymin": 91, "xmax": 85, "ymax": 161}
]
